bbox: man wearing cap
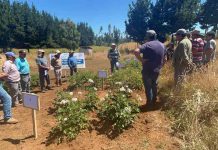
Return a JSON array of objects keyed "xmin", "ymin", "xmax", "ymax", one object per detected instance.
[
  {"xmin": 68, "ymin": 51, "xmax": 77, "ymax": 76},
  {"xmin": 173, "ymin": 29, "xmax": 193, "ymax": 86},
  {"xmin": 0, "ymin": 72, "xmax": 18, "ymax": 124},
  {"xmin": 36, "ymin": 49, "xmax": 51, "ymax": 92},
  {"xmin": 203, "ymin": 31, "xmax": 217, "ymax": 65},
  {"xmin": 191, "ymin": 30, "xmax": 204, "ymax": 67},
  {"xmin": 51, "ymin": 50, "xmax": 62, "ymax": 87},
  {"xmin": 133, "ymin": 30, "xmax": 165, "ymax": 107},
  {"xmin": 107, "ymin": 43, "xmax": 120, "ymax": 73},
  {"xmin": 2, "ymin": 52, "xmax": 21, "ymax": 107},
  {"xmin": 15, "ymin": 50, "xmax": 31, "ymax": 93}
]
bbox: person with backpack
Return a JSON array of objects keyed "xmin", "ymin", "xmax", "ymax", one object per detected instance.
[
  {"xmin": 68, "ymin": 51, "xmax": 77, "ymax": 76},
  {"xmin": 107, "ymin": 43, "xmax": 120, "ymax": 73}
]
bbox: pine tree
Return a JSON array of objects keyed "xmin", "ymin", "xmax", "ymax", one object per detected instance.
[{"xmin": 125, "ymin": 0, "xmax": 152, "ymax": 43}]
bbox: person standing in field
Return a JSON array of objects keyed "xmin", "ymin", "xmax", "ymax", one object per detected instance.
[
  {"xmin": 203, "ymin": 31, "xmax": 217, "ymax": 65},
  {"xmin": 0, "ymin": 72, "xmax": 18, "ymax": 124},
  {"xmin": 15, "ymin": 50, "xmax": 31, "ymax": 93},
  {"xmin": 51, "ymin": 50, "xmax": 62, "ymax": 87},
  {"xmin": 191, "ymin": 30, "xmax": 205, "ymax": 68},
  {"xmin": 68, "ymin": 51, "xmax": 77, "ymax": 76},
  {"xmin": 107, "ymin": 43, "xmax": 120, "ymax": 73},
  {"xmin": 133, "ymin": 30, "xmax": 165, "ymax": 107},
  {"xmin": 173, "ymin": 29, "xmax": 193, "ymax": 87},
  {"xmin": 2, "ymin": 52, "xmax": 21, "ymax": 107},
  {"xmin": 36, "ymin": 49, "xmax": 51, "ymax": 92}
]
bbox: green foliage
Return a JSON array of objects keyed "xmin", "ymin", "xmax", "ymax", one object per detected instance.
[
  {"xmin": 0, "ymin": 0, "xmax": 80, "ymax": 49},
  {"xmin": 82, "ymin": 90, "xmax": 99, "ymax": 111},
  {"xmin": 50, "ymin": 91, "xmax": 88, "ymax": 143},
  {"xmin": 98, "ymin": 92, "xmax": 140, "ymax": 132},
  {"xmin": 108, "ymin": 64, "xmax": 143, "ymax": 90},
  {"xmin": 68, "ymin": 71, "xmax": 101, "ymax": 90},
  {"xmin": 77, "ymin": 22, "xmax": 95, "ymax": 46},
  {"xmin": 125, "ymin": 0, "xmax": 152, "ymax": 43},
  {"xmin": 199, "ymin": 0, "xmax": 218, "ymax": 30},
  {"xmin": 30, "ymin": 73, "xmax": 39, "ymax": 89}
]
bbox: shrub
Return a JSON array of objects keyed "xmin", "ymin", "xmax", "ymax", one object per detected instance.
[
  {"xmin": 98, "ymin": 91, "xmax": 140, "ymax": 132},
  {"xmin": 49, "ymin": 91, "xmax": 88, "ymax": 143},
  {"xmin": 68, "ymin": 71, "xmax": 101, "ymax": 90},
  {"xmin": 108, "ymin": 67, "xmax": 143, "ymax": 90},
  {"xmin": 82, "ymin": 90, "xmax": 99, "ymax": 111},
  {"xmin": 30, "ymin": 73, "xmax": 39, "ymax": 89}
]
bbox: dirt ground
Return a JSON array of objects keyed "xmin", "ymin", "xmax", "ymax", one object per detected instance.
[{"xmin": 0, "ymin": 51, "xmax": 180, "ymax": 150}]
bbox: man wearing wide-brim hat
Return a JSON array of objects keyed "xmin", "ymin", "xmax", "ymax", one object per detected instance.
[
  {"xmin": 173, "ymin": 29, "xmax": 193, "ymax": 87},
  {"xmin": 191, "ymin": 30, "xmax": 205, "ymax": 68},
  {"xmin": 2, "ymin": 52, "xmax": 21, "ymax": 107},
  {"xmin": 51, "ymin": 50, "xmax": 62, "ymax": 87}
]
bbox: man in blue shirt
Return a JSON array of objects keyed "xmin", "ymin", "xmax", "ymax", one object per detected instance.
[
  {"xmin": 15, "ymin": 50, "xmax": 30, "ymax": 93},
  {"xmin": 68, "ymin": 51, "xmax": 77, "ymax": 76},
  {"xmin": 133, "ymin": 30, "xmax": 165, "ymax": 107}
]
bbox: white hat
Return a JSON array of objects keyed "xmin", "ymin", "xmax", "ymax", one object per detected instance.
[
  {"xmin": 111, "ymin": 43, "xmax": 116, "ymax": 46},
  {"xmin": 56, "ymin": 50, "xmax": 61, "ymax": 54},
  {"xmin": 38, "ymin": 49, "xmax": 45, "ymax": 53}
]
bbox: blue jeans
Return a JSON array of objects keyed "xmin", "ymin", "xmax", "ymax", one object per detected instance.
[
  {"xmin": 110, "ymin": 59, "xmax": 119, "ymax": 73},
  {"xmin": 142, "ymin": 71, "xmax": 159, "ymax": 104},
  {"xmin": 0, "ymin": 84, "xmax": 12, "ymax": 119},
  {"xmin": 20, "ymin": 74, "xmax": 30, "ymax": 93}
]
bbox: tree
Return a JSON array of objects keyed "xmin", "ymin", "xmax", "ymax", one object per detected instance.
[
  {"xmin": 125, "ymin": 0, "xmax": 152, "ymax": 43},
  {"xmin": 77, "ymin": 22, "xmax": 95, "ymax": 46},
  {"xmin": 199, "ymin": 0, "xmax": 218, "ymax": 31},
  {"xmin": 150, "ymin": 0, "xmax": 201, "ymax": 38}
]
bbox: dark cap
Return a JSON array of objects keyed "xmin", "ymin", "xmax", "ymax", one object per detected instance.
[{"xmin": 19, "ymin": 49, "xmax": 26, "ymax": 53}]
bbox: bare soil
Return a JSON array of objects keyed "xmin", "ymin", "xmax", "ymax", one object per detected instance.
[{"xmin": 0, "ymin": 51, "xmax": 180, "ymax": 150}]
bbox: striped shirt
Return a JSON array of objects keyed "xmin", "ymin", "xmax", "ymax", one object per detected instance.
[{"xmin": 192, "ymin": 38, "xmax": 204, "ymax": 62}]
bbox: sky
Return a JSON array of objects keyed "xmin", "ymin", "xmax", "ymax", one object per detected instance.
[{"xmin": 11, "ymin": 0, "xmax": 148, "ymax": 33}]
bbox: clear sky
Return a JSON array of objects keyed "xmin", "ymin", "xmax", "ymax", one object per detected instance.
[{"xmin": 11, "ymin": 0, "xmax": 150, "ymax": 33}]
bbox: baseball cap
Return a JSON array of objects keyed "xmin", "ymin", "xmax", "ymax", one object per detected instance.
[
  {"xmin": 192, "ymin": 30, "xmax": 200, "ymax": 35},
  {"xmin": 56, "ymin": 50, "xmax": 61, "ymax": 54},
  {"xmin": 146, "ymin": 30, "xmax": 157, "ymax": 37},
  {"xmin": 176, "ymin": 29, "xmax": 187, "ymax": 35},
  {"xmin": 5, "ymin": 52, "xmax": 16, "ymax": 58},
  {"xmin": 19, "ymin": 49, "xmax": 26, "ymax": 53}
]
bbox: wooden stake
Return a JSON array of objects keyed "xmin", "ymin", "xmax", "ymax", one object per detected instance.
[
  {"xmin": 102, "ymin": 78, "xmax": 104, "ymax": 91},
  {"xmin": 32, "ymin": 109, "xmax": 38, "ymax": 139}
]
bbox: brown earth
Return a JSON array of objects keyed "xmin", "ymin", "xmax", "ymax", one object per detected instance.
[{"xmin": 0, "ymin": 51, "xmax": 180, "ymax": 150}]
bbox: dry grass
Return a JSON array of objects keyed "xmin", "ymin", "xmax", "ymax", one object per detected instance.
[{"xmin": 159, "ymin": 62, "xmax": 218, "ymax": 150}]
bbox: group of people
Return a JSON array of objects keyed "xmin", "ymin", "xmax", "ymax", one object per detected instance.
[
  {"xmin": 132, "ymin": 29, "xmax": 216, "ymax": 107},
  {"xmin": 0, "ymin": 49, "xmax": 78, "ymax": 124}
]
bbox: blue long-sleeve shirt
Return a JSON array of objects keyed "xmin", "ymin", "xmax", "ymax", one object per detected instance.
[{"xmin": 68, "ymin": 56, "xmax": 77, "ymax": 68}]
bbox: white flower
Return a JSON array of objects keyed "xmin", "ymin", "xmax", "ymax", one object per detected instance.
[
  {"xmin": 122, "ymin": 95, "xmax": 126, "ymax": 98},
  {"xmin": 72, "ymin": 98, "xmax": 78, "ymax": 102},
  {"xmin": 100, "ymin": 98, "xmax": 105, "ymax": 101},
  {"xmin": 78, "ymin": 91, "xmax": 82, "ymax": 95},
  {"xmin": 127, "ymin": 88, "xmax": 133, "ymax": 93},
  {"xmin": 64, "ymin": 118, "xmax": 68, "ymax": 121},
  {"xmin": 60, "ymin": 99, "xmax": 69, "ymax": 105},
  {"xmin": 105, "ymin": 94, "xmax": 109, "ymax": 98},
  {"xmin": 115, "ymin": 82, "xmax": 122, "ymax": 85},
  {"xmin": 125, "ymin": 85, "xmax": 129, "ymax": 88},
  {"xmin": 69, "ymin": 92, "xmax": 74, "ymax": 96},
  {"xmin": 88, "ymin": 79, "xmax": 94, "ymax": 83},
  {"xmin": 120, "ymin": 87, "xmax": 126, "ymax": 92},
  {"xmin": 94, "ymin": 87, "xmax": 98, "ymax": 91},
  {"xmin": 124, "ymin": 107, "xmax": 131, "ymax": 113}
]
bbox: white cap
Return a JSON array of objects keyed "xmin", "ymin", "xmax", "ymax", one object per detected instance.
[{"xmin": 111, "ymin": 43, "xmax": 116, "ymax": 46}]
